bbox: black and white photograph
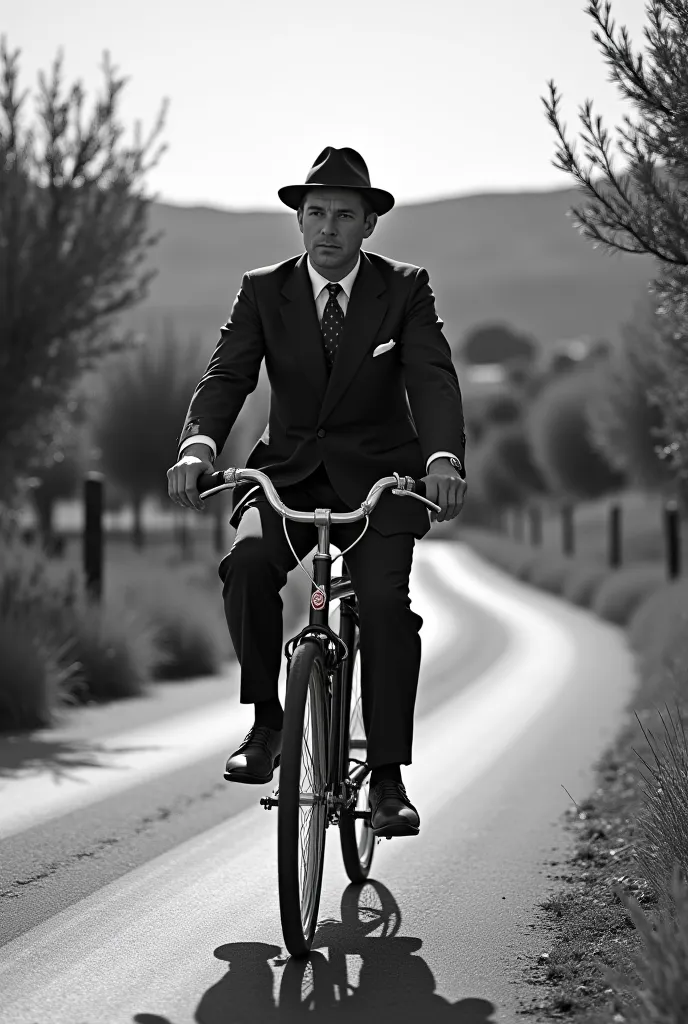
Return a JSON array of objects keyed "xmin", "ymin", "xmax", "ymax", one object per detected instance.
[{"xmin": 2, "ymin": 0, "xmax": 688, "ymax": 1020}]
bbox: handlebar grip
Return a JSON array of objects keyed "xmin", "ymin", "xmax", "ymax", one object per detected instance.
[
  {"xmin": 413, "ymin": 478, "xmax": 427, "ymax": 499},
  {"xmin": 198, "ymin": 470, "xmax": 227, "ymax": 493}
]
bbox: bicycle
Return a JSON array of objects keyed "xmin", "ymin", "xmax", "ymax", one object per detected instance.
[{"xmin": 197, "ymin": 466, "xmax": 440, "ymax": 958}]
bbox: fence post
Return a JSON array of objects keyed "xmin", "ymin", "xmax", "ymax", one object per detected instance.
[
  {"xmin": 528, "ymin": 506, "xmax": 542, "ymax": 546},
  {"xmin": 83, "ymin": 471, "xmax": 104, "ymax": 601},
  {"xmin": 608, "ymin": 502, "xmax": 622, "ymax": 569},
  {"xmin": 561, "ymin": 503, "xmax": 575, "ymax": 556},
  {"xmin": 663, "ymin": 499, "xmax": 681, "ymax": 579}
]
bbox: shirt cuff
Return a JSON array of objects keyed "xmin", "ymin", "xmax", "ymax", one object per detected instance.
[
  {"xmin": 179, "ymin": 435, "xmax": 217, "ymax": 460},
  {"xmin": 426, "ymin": 451, "xmax": 458, "ymax": 474}
]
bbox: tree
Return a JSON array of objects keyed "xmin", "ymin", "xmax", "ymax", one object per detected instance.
[
  {"xmin": 0, "ymin": 38, "xmax": 168, "ymax": 501},
  {"xmin": 542, "ymin": 0, "xmax": 688, "ymax": 477},
  {"xmin": 587, "ymin": 296, "xmax": 676, "ymax": 494},
  {"xmin": 481, "ymin": 422, "xmax": 549, "ymax": 499},
  {"xmin": 92, "ymin": 321, "xmax": 209, "ymax": 547},
  {"xmin": 460, "ymin": 323, "xmax": 538, "ymax": 366},
  {"xmin": 27, "ymin": 396, "xmax": 90, "ymax": 550},
  {"xmin": 526, "ymin": 367, "xmax": 626, "ymax": 501},
  {"xmin": 483, "ymin": 392, "xmax": 522, "ymax": 426}
]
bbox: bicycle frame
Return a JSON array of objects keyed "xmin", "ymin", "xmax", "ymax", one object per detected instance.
[{"xmin": 302, "ymin": 509, "xmax": 368, "ymax": 819}]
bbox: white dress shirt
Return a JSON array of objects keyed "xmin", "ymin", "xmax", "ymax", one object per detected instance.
[{"xmin": 179, "ymin": 253, "xmax": 459, "ymax": 474}]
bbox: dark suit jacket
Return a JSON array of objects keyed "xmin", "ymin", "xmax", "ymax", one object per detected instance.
[{"xmin": 176, "ymin": 249, "xmax": 466, "ymax": 537}]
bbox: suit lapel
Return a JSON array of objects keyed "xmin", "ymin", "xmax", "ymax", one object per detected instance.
[
  {"xmin": 319, "ymin": 251, "xmax": 388, "ymax": 422},
  {"xmin": 279, "ymin": 253, "xmax": 329, "ymax": 401}
]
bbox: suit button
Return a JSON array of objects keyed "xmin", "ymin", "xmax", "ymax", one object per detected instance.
[{"xmin": 317, "ymin": 428, "xmax": 326, "ymax": 438}]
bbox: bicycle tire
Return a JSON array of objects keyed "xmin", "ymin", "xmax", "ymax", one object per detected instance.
[
  {"xmin": 277, "ymin": 639, "xmax": 329, "ymax": 957},
  {"xmin": 339, "ymin": 629, "xmax": 376, "ymax": 882}
]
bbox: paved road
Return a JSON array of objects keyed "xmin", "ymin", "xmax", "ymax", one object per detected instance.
[{"xmin": 0, "ymin": 542, "xmax": 638, "ymax": 1023}]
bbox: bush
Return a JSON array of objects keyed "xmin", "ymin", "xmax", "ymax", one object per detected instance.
[
  {"xmin": 457, "ymin": 527, "xmax": 534, "ymax": 577},
  {"xmin": 151, "ymin": 605, "xmax": 222, "ymax": 680},
  {"xmin": 591, "ymin": 562, "xmax": 667, "ymax": 626},
  {"xmin": 105, "ymin": 557, "xmax": 231, "ymax": 679},
  {"xmin": 561, "ymin": 563, "xmax": 610, "ymax": 607},
  {"xmin": 71, "ymin": 596, "xmax": 163, "ymax": 701},
  {"xmin": 0, "ymin": 616, "xmax": 79, "ymax": 730},
  {"xmin": 0, "ymin": 533, "xmax": 83, "ymax": 730},
  {"xmin": 627, "ymin": 579, "xmax": 688, "ymax": 686},
  {"xmin": 469, "ymin": 442, "xmax": 525, "ymax": 509},
  {"xmin": 479, "ymin": 422, "xmax": 549, "ymax": 500},
  {"xmin": 526, "ymin": 554, "xmax": 574, "ymax": 594}
]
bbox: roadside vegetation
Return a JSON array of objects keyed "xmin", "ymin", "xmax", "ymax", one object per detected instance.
[{"xmin": 453, "ymin": 2, "xmax": 688, "ymax": 1012}]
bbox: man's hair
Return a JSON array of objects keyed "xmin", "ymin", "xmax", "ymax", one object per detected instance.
[{"xmin": 298, "ymin": 189, "xmax": 375, "ymax": 220}]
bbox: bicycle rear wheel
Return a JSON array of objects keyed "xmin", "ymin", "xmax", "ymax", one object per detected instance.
[
  {"xmin": 339, "ymin": 630, "xmax": 375, "ymax": 882},
  {"xmin": 277, "ymin": 640, "xmax": 329, "ymax": 957}
]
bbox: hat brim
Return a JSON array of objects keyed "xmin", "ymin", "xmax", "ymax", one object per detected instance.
[{"xmin": 277, "ymin": 183, "xmax": 395, "ymax": 216}]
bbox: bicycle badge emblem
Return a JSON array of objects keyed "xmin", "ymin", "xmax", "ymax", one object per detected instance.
[{"xmin": 311, "ymin": 588, "xmax": 326, "ymax": 611}]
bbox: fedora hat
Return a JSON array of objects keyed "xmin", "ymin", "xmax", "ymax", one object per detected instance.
[{"xmin": 278, "ymin": 146, "xmax": 395, "ymax": 216}]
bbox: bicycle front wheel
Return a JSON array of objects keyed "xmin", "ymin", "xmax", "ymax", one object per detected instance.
[
  {"xmin": 277, "ymin": 640, "xmax": 329, "ymax": 957},
  {"xmin": 339, "ymin": 631, "xmax": 375, "ymax": 882}
]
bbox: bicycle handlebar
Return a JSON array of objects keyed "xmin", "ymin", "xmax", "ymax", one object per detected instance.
[{"xmin": 197, "ymin": 467, "xmax": 441, "ymax": 522}]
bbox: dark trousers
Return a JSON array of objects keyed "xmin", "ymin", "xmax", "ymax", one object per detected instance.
[{"xmin": 217, "ymin": 464, "xmax": 423, "ymax": 768}]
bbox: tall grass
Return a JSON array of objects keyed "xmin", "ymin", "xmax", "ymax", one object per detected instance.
[
  {"xmin": 634, "ymin": 702, "xmax": 688, "ymax": 914},
  {"xmin": 603, "ymin": 864, "xmax": 688, "ymax": 1022},
  {"xmin": 0, "ymin": 533, "xmax": 83, "ymax": 728}
]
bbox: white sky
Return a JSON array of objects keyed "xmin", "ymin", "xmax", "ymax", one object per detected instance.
[{"xmin": 3, "ymin": 0, "xmax": 650, "ymax": 210}]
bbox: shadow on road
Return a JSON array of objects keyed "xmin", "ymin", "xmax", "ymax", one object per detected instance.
[
  {"xmin": 0, "ymin": 735, "xmax": 161, "ymax": 780},
  {"xmin": 133, "ymin": 880, "xmax": 497, "ymax": 1023}
]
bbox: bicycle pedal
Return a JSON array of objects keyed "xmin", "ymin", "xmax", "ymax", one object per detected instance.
[{"xmin": 259, "ymin": 788, "xmax": 280, "ymax": 811}]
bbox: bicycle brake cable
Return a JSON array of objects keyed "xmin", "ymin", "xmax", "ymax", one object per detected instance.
[{"xmin": 282, "ymin": 514, "xmax": 371, "ymax": 595}]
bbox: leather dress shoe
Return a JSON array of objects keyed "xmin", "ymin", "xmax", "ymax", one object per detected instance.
[
  {"xmin": 224, "ymin": 725, "xmax": 282, "ymax": 784},
  {"xmin": 369, "ymin": 780, "xmax": 420, "ymax": 837}
]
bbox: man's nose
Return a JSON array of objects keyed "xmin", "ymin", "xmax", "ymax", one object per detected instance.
[{"xmin": 320, "ymin": 215, "xmax": 339, "ymax": 235}]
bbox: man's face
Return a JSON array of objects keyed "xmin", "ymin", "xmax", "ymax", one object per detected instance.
[{"xmin": 297, "ymin": 188, "xmax": 377, "ymax": 279}]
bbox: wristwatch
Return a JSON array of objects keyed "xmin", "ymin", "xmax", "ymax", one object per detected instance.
[{"xmin": 448, "ymin": 456, "xmax": 464, "ymax": 477}]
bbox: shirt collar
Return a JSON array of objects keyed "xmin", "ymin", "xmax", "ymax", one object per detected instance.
[{"xmin": 307, "ymin": 251, "xmax": 361, "ymax": 302}]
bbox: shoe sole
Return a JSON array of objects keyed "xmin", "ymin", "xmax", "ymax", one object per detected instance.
[
  {"xmin": 223, "ymin": 755, "xmax": 281, "ymax": 785},
  {"xmin": 371, "ymin": 821, "xmax": 420, "ymax": 838}
]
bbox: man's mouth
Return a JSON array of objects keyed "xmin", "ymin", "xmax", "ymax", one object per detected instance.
[{"xmin": 318, "ymin": 243, "xmax": 339, "ymax": 249}]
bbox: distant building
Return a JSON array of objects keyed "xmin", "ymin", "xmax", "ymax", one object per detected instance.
[{"xmin": 462, "ymin": 363, "xmax": 508, "ymax": 387}]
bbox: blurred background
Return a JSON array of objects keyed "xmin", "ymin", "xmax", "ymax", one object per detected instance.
[{"xmin": 3, "ymin": 0, "xmax": 686, "ymax": 731}]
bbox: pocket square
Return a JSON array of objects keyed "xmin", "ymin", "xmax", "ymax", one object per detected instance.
[{"xmin": 373, "ymin": 340, "xmax": 396, "ymax": 357}]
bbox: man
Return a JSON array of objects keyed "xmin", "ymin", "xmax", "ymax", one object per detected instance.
[{"xmin": 168, "ymin": 146, "xmax": 467, "ymax": 838}]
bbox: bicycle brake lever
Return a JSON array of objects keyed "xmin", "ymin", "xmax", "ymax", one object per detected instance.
[{"xmin": 391, "ymin": 488, "xmax": 442, "ymax": 514}]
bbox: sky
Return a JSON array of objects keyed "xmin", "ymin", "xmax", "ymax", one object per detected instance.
[{"xmin": 3, "ymin": 0, "xmax": 651, "ymax": 211}]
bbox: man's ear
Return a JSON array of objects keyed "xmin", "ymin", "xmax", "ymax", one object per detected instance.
[
  {"xmin": 296, "ymin": 209, "xmax": 304, "ymax": 234},
  {"xmin": 363, "ymin": 212, "xmax": 378, "ymax": 239}
]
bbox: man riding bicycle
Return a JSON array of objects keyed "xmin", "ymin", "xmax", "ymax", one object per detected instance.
[{"xmin": 167, "ymin": 146, "xmax": 467, "ymax": 838}]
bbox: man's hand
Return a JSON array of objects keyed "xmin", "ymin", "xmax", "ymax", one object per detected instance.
[
  {"xmin": 167, "ymin": 454, "xmax": 215, "ymax": 512},
  {"xmin": 421, "ymin": 457, "xmax": 467, "ymax": 523}
]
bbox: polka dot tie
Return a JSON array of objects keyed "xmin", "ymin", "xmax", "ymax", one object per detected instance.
[{"xmin": 321, "ymin": 282, "xmax": 345, "ymax": 372}]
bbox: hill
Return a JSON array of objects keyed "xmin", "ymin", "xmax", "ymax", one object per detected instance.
[{"xmin": 118, "ymin": 188, "xmax": 657, "ymax": 361}]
